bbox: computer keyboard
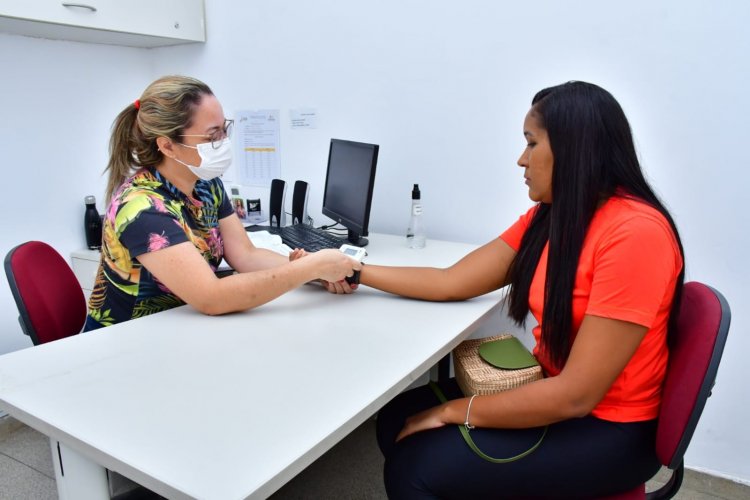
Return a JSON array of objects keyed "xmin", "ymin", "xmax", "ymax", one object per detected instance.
[{"xmin": 248, "ymin": 224, "xmax": 346, "ymax": 252}]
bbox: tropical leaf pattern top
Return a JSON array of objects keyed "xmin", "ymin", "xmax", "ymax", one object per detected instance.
[{"xmin": 84, "ymin": 168, "xmax": 233, "ymax": 330}]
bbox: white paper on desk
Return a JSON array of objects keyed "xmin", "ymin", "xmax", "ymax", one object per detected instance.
[
  {"xmin": 247, "ymin": 231, "xmax": 291, "ymax": 256},
  {"xmin": 230, "ymin": 110, "xmax": 281, "ymax": 187}
]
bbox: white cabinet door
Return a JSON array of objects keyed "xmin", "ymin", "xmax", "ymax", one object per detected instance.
[
  {"xmin": 70, "ymin": 249, "xmax": 101, "ymax": 294},
  {"xmin": 0, "ymin": 0, "xmax": 205, "ymax": 47}
]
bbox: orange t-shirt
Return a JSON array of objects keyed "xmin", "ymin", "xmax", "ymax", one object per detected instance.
[{"xmin": 500, "ymin": 196, "xmax": 683, "ymax": 422}]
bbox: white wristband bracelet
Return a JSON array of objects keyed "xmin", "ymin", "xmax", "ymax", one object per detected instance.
[{"xmin": 464, "ymin": 394, "xmax": 477, "ymax": 431}]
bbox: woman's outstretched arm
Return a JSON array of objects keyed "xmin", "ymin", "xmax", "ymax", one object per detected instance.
[{"xmin": 360, "ymin": 237, "xmax": 516, "ymax": 301}]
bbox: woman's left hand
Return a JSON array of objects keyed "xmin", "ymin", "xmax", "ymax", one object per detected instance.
[
  {"xmin": 396, "ymin": 404, "xmax": 448, "ymax": 442},
  {"xmin": 324, "ymin": 279, "xmax": 357, "ymax": 294},
  {"xmin": 288, "ymin": 248, "xmax": 308, "ymax": 261}
]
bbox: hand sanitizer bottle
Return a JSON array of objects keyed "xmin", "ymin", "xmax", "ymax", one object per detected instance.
[{"xmin": 406, "ymin": 184, "xmax": 426, "ymax": 249}]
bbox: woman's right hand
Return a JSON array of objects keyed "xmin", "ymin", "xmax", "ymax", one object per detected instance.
[{"xmin": 308, "ymin": 248, "xmax": 361, "ymax": 283}]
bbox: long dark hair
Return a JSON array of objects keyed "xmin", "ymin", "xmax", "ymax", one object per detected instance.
[{"xmin": 506, "ymin": 81, "xmax": 684, "ymax": 369}]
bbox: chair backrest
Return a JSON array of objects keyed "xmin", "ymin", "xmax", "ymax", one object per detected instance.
[
  {"xmin": 656, "ymin": 281, "xmax": 731, "ymax": 468},
  {"xmin": 4, "ymin": 241, "xmax": 87, "ymax": 345}
]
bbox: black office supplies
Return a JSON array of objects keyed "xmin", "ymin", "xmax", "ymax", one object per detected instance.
[
  {"xmin": 247, "ymin": 139, "xmax": 379, "ymax": 250},
  {"xmin": 269, "ymin": 179, "xmax": 286, "ymax": 227},
  {"xmin": 291, "ymin": 180, "xmax": 310, "ymax": 225},
  {"xmin": 321, "ymin": 139, "xmax": 379, "ymax": 246}
]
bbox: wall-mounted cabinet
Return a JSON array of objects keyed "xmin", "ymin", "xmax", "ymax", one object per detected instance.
[{"xmin": 0, "ymin": 0, "xmax": 205, "ymax": 47}]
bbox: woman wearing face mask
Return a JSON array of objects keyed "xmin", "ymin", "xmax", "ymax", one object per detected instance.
[{"xmin": 84, "ymin": 75, "xmax": 359, "ymax": 331}]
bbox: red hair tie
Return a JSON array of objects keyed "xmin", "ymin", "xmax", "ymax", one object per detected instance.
[{"xmin": 134, "ymin": 99, "xmax": 141, "ymax": 110}]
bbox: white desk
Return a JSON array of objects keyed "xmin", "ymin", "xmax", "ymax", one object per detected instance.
[{"xmin": 0, "ymin": 234, "xmax": 503, "ymax": 499}]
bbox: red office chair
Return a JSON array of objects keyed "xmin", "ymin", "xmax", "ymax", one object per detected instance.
[
  {"xmin": 4, "ymin": 241, "xmax": 87, "ymax": 345},
  {"xmin": 5, "ymin": 242, "xmax": 163, "ymax": 499},
  {"xmin": 600, "ymin": 281, "xmax": 731, "ymax": 500}
]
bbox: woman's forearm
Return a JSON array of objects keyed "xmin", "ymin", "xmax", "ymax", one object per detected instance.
[
  {"xmin": 360, "ymin": 265, "xmax": 459, "ymax": 301},
  {"xmin": 227, "ymin": 246, "xmax": 289, "ymax": 273},
  {"xmin": 197, "ymin": 258, "xmax": 320, "ymax": 314},
  {"xmin": 397, "ymin": 375, "xmax": 582, "ymax": 442},
  {"xmin": 440, "ymin": 376, "xmax": 583, "ymax": 431},
  {"xmin": 139, "ymin": 244, "xmax": 357, "ymax": 315},
  {"xmin": 360, "ymin": 238, "xmax": 516, "ymax": 301}
]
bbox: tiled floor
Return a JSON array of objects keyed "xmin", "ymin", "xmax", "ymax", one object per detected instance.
[
  {"xmin": 0, "ymin": 418, "xmax": 57, "ymax": 499},
  {"xmin": 1, "ymin": 414, "xmax": 748, "ymax": 499}
]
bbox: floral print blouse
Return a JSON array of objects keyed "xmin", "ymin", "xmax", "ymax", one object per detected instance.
[{"xmin": 84, "ymin": 168, "xmax": 233, "ymax": 331}]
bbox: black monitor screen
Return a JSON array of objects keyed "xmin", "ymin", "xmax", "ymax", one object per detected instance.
[{"xmin": 322, "ymin": 139, "xmax": 379, "ymax": 246}]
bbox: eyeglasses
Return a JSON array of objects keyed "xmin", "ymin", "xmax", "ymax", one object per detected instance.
[{"xmin": 179, "ymin": 119, "xmax": 234, "ymax": 149}]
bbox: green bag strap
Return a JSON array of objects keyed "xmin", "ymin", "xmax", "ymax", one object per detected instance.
[{"xmin": 428, "ymin": 381, "xmax": 548, "ymax": 464}]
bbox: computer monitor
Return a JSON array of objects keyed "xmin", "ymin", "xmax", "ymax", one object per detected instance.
[{"xmin": 322, "ymin": 139, "xmax": 379, "ymax": 247}]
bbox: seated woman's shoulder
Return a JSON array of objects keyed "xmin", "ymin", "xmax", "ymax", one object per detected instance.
[
  {"xmin": 598, "ymin": 196, "xmax": 679, "ymax": 251},
  {"xmin": 605, "ymin": 195, "xmax": 669, "ymax": 224}
]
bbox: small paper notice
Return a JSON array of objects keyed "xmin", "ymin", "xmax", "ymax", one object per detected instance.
[{"xmin": 290, "ymin": 108, "xmax": 318, "ymax": 129}]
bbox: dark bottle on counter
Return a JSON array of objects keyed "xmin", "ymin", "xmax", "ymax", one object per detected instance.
[{"xmin": 84, "ymin": 195, "xmax": 102, "ymax": 250}]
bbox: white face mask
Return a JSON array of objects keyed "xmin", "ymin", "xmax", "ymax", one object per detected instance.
[{"xmin": 174, "ymin": 138, "xmax": 232, "ymax": 181}]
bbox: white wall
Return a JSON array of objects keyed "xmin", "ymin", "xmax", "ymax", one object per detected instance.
[
  {"xmin": 1, "ymin": 0, "xmax": 748, "ymax": 484},
  {"xmin": 0, "ymin": 33, "xmax": 154, "ymax": 353}
]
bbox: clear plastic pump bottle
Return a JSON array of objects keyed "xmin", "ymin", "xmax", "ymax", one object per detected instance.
[{"xmin": 406, "ymin": 184, "xmax": 426, "ymax": 249}]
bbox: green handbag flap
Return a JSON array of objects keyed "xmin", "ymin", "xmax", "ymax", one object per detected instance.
[{"xmin": 478, "ymin": 336, "xmax": 539, "ymax": 370}]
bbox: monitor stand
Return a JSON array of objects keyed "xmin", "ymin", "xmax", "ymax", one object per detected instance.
[{"xmin": 348, "ymin": 230, "xmax": 369, "ymax": 247}]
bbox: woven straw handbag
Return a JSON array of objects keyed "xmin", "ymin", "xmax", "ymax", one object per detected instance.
[{"xmin": 453, "ymin": 333, "xmax": 543, "ymax": 396}]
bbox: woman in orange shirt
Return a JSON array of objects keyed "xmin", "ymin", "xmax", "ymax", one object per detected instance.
[{"xmin": 361, "ymin": 81, "xmax": 684, "ymax": 498}]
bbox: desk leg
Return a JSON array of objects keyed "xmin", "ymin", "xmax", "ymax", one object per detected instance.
[
  {"xmin": 439, "ymin": 353, "xmax": 451, "ymax": 381},
  {"xmin": 430, "ymin": 353, "xmax": 451, "ymax": 382},
  {"xmin": 50, "ymin": 439, "xmax": 109, "ymax": 500}
]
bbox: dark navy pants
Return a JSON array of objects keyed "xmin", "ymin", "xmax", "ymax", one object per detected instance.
[{"xmin": 376, "ymin": 379, "xmax": 660, "ymax": 499}]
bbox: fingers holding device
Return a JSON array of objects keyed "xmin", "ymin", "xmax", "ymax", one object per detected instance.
[{"xmin": 340, "ymin": 244, "xmax": 366, "ymax": 285}]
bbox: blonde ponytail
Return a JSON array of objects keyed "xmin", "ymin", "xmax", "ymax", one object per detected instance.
[{"xmin": 104, "ymin": 103, "xmax": 140, "ymax": 203}]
